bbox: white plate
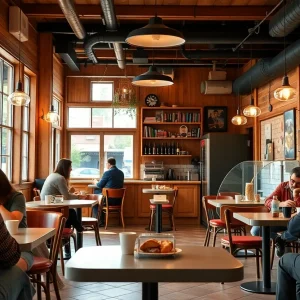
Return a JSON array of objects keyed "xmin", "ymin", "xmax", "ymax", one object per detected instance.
[
  {"xmin": 150, "ymin": 199, "xmax": 169, "ymax": 204},
  {"xmin": 134, "ymin": 248, "xmax": 182, "ymax": 258}
]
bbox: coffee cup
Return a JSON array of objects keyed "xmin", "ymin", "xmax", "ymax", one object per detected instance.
[
  {"xmin": 296, "ymin": 207, "xmax": 300, "ymax": 214},
  {"xmin": 119, "ymin": 232, "xmax": 137, "ymax": 255},
  {"xmin": 5, "ymin": 220, "xmax": 19, "ymax": 235},
  {"xmin": 45, "ymin": 195, "xmax": 55, "ymax": 204},
  {"xmin": 80, "ymin": 191, "xmax": 86, "ymax": 196},
  {"xmin": 54, "ymin": 195, "xmax": 64, "ymax": 203},
  {"xmin": 235, "ymin": 195, "xmax": 243, "ymax": 202},
  {"xmin": 282, "ymin": 207, "xmax": 292, "ymax": 218}
]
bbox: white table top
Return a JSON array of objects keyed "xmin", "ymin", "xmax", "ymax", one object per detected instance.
[
  {"xmin": 142, "ymin": 188, "xmax": 174, "ymax": 194},
  {"xmin": 208, "ymin": 199, "xmax": 265, "ymax": 208},
  {"xmin": 233, "ymin": 212, "xmax": 293, "ymax": 226},
  {"xmin": 26, "ymin": 199, "xmax": 98, "ymax": 209},
  {"xmin": 65, "ymin": 245, "xmax": 243, "ymax": 283},
  {"xmin": 12, "ymin": 228, "xmax": 56, "ymax": 251}
]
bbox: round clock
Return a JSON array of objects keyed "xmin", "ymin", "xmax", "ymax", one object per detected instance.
[{"xmin": 145, "ymin": 94, "xmax": 159, "ymax": 107}]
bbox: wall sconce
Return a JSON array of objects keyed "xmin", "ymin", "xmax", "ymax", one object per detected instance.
[{"xmin": 41, "ymin": 105, "xmax": 59, "ymax": 123}]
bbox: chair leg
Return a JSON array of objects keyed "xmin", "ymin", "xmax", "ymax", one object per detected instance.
[
  {"xmin": 270, "ymin": 239, "xmax": 275, "ymax": 270},
  {"xmin": 36, "ymin": 274, "xmax": 42, "ymax": 300},
  {"xmin": 149, "ymin": 210, "xmax": 154, "ymax": 231},
  {"xmin": 204, "ymin": 227, "xmax": 210, "ymax": 247},
  {"xmin": 45, "ymin": 273, "xmax": 51, "ymax": 300},
  {"xmin": 60, "ymin": 244, "xmax": 65, "ymax": 276},
  {"xmin": 52, "ymin": 269, "xmax": 61, "ymax": 300},
  {"xmin": 71, "ymin": 234, "xmax": 77, "ymax": 252},
  {"xmin": 120, "ymin": 210, "xmax": 125, "ymax": 228},
  {"xmin": 94, "ymin": 223, "xmax": 102, "ymax": 246},
  {"xmin": 172, "ymin": 213, "xmax": 176, "ymax": 231},
  {"xmin": 105, "ymin": 210, "xmax": 109, "ymax": 230},
  {"xmin": 212, "ymin": 227, "xmax": 218, "ymax": 247},
  {"xmin": 256, "ymin": 249, "xmax": 260, "ymax": 279}
]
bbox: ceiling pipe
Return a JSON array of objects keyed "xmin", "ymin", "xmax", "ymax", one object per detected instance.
[
  {"xmin": 269, "ymin": 0, "xmax": 300, "ymax": 37},
  {"xmin": 57, "ymin": 0, "xmax": 86, "ymax": 40}
]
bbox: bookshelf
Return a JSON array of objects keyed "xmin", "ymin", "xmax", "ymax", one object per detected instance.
[{"xmin": 141, "ymin": 107, "xmax": 203, "ymax": 157}]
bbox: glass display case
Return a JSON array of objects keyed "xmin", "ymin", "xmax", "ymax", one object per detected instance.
[{"xmin": 217, "ymin": 160, "xmax": 300, "ymax": 199}]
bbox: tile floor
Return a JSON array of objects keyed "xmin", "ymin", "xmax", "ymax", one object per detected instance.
[{"xmin": 34, "ymin": 225, "xmax": 277, "ymax": 300}]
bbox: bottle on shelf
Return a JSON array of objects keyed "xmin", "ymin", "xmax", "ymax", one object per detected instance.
[
  {"xmin": 148, "ymin": 143, "xmax": 152, "ymax": 155},
  {"xmin": 161, "ymin": 143, "xmax": 164, "ymax": 155},
  {"xmin": 153, "ymin": 142, "xmax": 156, "ymax": 155},
  {"xmin": 156, "ymin": 143, "xmax": 160, "ymax": 155},
  {"xmin": 176, "ymin": 142, "xmax": 180, "ymax": 155},
  {"xmin": 171, "ymin": 142, "xmax": 175, "ymax": 155},
  {"xmin": 144, "ymin": 143, "xmax": 148, "ymax": 155},
  {"xmin": 164, "ymin": 143, "xmax": 168, "ymax": 155},
  {"xmin": 167, "ymin": 143, "xmax": 171, "ymax": 155},
  {"xmin": 271, "ymin": 195, "xmax": 280, "ymax": 217}
]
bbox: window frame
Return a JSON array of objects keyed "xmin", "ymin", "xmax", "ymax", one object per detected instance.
[{"xmin": 90, "ymin": 81, "xmax": 114, "ymax": 102}]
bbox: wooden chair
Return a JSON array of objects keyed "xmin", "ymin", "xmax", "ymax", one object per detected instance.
[
  {"xmin": 26, "ymin": 209, "xmax": 65, "ymax": 300},
  {"xmin": 202, "ymin": 195, "xmax": 247, "ymax": 247},
  {"xmin": 79, "ymin": 194, "xmax": 102, "ymax": 246},
  {"xmin": 33, "ymin": 188, "xmax": 41, "ymax": 197},
  {"xmin": 33, "ymin": 195, "xmax": 40, "ymax": 201},
  {"xmin": 218, "ymin": 192, "xmax": 241, "ymax": 197},
  {"xmin": 102, "ymin": 188, "xmax": 126, "ymax": 230},
  {"xmin": 220, "ymin": 205, "xmax": 269, "ymax": 278},
  {"xmin": 149, "ymin": 187, "xmax": 179, "ymax": 231}
]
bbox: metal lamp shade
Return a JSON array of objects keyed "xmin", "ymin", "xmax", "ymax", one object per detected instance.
[
  {"xmin": 132, "ymin": 66, "xmax": 174, "ymax": 87},
  {"xmin": 8, "ymin": 81, "xmax": 30, "ymax": 106},
  {"xmin": 126, "ymin": 16, "xmax": 185, "ymax": 48},
  {"xmin": 274, "ymin": 76, "xmax": 297, "ymax": 101}
]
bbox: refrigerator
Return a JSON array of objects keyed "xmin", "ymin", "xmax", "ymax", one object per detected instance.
[{"xmin": 200, "ymin": 133, "xmax": 251, "ymax": 226}]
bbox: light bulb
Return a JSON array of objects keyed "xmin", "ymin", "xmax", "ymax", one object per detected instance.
[
  {"xmin": 243, "ymin": 105, "xmax": 261, "ymax": 117},
  {"xmin": 150, "ymin": 80, "xmax": 156, "ymax": 84},
  {"xmin": 232, "ymin": 113, "xmax": 247, "ymax": 126},
  {"xmin": 274, "ymin": 76, "xmax": 297, "ymax": 101},
  {"xmin": 8, "ymin": 81, "xmax": 30, "ymax": 106},
  {"xmin": 152, "ymin": 35, "xmax": 161, "ymax": 41},
  {"xmin": 122, "ymin": 88, "xmax": 128, "ymax": 94}
]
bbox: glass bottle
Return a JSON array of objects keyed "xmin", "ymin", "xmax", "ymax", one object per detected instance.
[{"xmin": 271, "ymin": 195, "xmax": 280, "ymax": 217}]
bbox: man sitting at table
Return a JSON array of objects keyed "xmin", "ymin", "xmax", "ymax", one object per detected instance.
[
  {"xmin": 251, "ymin": 167, "xmax": 300, "ymax": 238},
  {"xmin": 93, "ymin": 157, "xmax": 124, "ymax": 225}
]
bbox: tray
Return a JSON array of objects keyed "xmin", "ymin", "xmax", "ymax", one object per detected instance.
[{"xmin": 134, "ymin": 248, "xmax": 182, "ymax": 258}]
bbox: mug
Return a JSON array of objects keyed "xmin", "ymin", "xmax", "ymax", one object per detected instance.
[
  {"xmin": 54, "ymin": 195, "xmax": 64, "ymax": 203},
  {"xmin": 119, "ymin": 232, "xmax": 137, "ymax": 255},
  {"xmin": 45, "ymin": 195, "xmax": 55, "ymax": 204},
  {"xmin": 5, "ymin": 220, "xmax": 19, "ymax": 235},
  {"xmin": 296, "ymin": 207, "xmax": 300, "ymax": 214},
  {"xmin": 235, "ymin": 195, "xmax": 244, "ymax": 202}
]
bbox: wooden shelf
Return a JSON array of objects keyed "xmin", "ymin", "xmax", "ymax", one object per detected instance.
[
  {"xmin": 143, "ymin": 122, "xmax": 201, "ymax": 125},
  {"xmin": 142, "ymin": 137, "xmax": 201, "ymax": 140},
  {"xmin": 141, "ymin": 155, "xmax": 192, "ymax": 157},
  {"xmin": 142, "ymin": 107, "xmax": 200, "ymax": 110}
]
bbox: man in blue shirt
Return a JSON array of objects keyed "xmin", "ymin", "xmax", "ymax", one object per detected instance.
[{"xmin": 93, "ymin": 157, "xmax": 124, "ymax": 224}]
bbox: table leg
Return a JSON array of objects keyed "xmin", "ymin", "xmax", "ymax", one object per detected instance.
[
  {"xmin": 240, "ymin": 225, "xmax": 276, "ymax": 294},
  {"xmin": 142, "ymin": 282, "xmax": 158, "ymax": 300},
  {"xmin": 76, "ymin": 208, "xmax": 83, "ymax": 250},
  {"xmin": 155, "ymin": 204, "xmax": 162, "ymax": 233}
]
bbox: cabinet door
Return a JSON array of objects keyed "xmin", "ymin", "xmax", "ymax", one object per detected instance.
[
  {"xmin": 137, "ymin": 185, "xmax": 154, "ymax": 217},
  {"xmin": 174, "ymin": 184, "xmax": 199, "ymax": 217},
  {"xmin": 123, "ymin": 184, "xmax": 135, "ymax": 218}
]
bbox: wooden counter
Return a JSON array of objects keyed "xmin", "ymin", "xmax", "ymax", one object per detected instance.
[{"xmin": 70, "ymin": 180, "xmax": 200, "ymax": 226}]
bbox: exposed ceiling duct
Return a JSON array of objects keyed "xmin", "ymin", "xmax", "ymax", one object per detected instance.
[
  {"xmin": 57, "ymin": 0, "xmax": 86, "ymax": 40},
  {"xmin": 269, "ymin": 0, "xmax": 300, "ymax": 37}
]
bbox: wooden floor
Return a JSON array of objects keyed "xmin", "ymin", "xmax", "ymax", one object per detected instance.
[{"xmin": 35, "ymin": 225, "xmax": 277, "ymax": 300}]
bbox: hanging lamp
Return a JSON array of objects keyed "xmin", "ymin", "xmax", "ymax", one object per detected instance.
[
  {"xmin": 132, "ymin": 65, "xmax": 173, "ymax": 87},
  {"xmin": 126, "ymin": 16, "xmax": 185, "ymax": 48},
  {"xmin": 41, "ymin": 105, "xmax": 59, "ymax": 123},
  {"xmin": 8, "ymin": 7, "xmax": 30, "ymax": 106},
  {"xmin": 274, "ymin": 0, "xmax": 296, "ymax": 101}
]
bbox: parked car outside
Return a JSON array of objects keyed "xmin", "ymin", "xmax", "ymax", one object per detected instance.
[{"xmin": 71, "ymin": 168, "xmax": 100, "ymax": 178}]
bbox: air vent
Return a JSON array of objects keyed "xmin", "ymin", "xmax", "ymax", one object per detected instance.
[
  {"xmin": 9, "ymin": 6, "xmax": 29, "ymax": 42},
  {"xmin": 201, "ymin": 81, "xmax": 232, "ymax": 95}
]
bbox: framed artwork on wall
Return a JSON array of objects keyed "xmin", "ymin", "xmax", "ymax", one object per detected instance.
[
  {"xmin": 204, "ymin": 106, "xmax": 228, "ymax": 133},
  {"xmin": 284, "ymin": 109, "xmax": 296, "ymax": 160}
]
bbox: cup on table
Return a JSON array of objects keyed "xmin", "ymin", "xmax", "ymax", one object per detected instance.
[
  {"xmin": 235, "ymin": 195, "xmax": 243, "ymax": 203},
  {"xmin": 5, "ymin": 220, "xmax": 19, "ymax": 235},
  {"xmin": 45, "ymin": 195, "xmax": 55, "ymax": 204},
  {"xmin": 119, "ymin": 232, "xmax": 137, "ymax": 255},
  {"xmin": 79, "ymin": 191, "xmax": 86, "ymax": 196},
  {"xmin": 282, "ymin": 207, "xmax": 292, "ymax": 218},
  {"xmin": 54, "ymin": 195, "xmax": 64, "ymax": 203},
  {"xmin": 296, "ymin": 207, "xmax": 300, "ymax": 214},
  {"xmin": 254, "ymin": 194, "xmax": 260, "ymax": 202}
]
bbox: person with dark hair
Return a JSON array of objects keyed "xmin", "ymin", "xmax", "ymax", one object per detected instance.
[
  {"xmin": 93, "ymin": 157, "xmax": 124, "ymax": 224},
  {"xmin": 251, "ymin": 167, "xmax": 300, "ymax": 238}
]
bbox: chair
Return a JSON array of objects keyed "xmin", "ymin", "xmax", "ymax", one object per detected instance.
[
  {"xmin": 218, "ymin": 192, "xmax": 241, "ymax": 197},
  {"xmin": 149, "ymin": 187, "xmax": 179, "ymax": 231},
  {"xmin": 203, "ymin": 195, "xmax": 246, "ymax": 247},
  {"xmin": 33, "ymin": 195, "xmax": 40, "ymax": 201},
  {"xmin": 26, "ymin": 209, "xmax": 66, "ymax": 300},
  {"xmin": 102, "ymin": 188, "xmax": 126, "ymax": 230},
  {"xmin": 33, "ymin": 188, "xmax": 41, "ymax": 197},
  {"xmin": 80, "ymin": 194, "xmax": 102, "ymax": 246},
  {"xmin": 220, "ymin": 205, "xmax": 269, "ymax": 278}
]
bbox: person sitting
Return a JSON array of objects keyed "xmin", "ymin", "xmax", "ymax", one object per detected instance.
[
  {"xmin": 251, "ymin": 167, "xmax": 300, "ymax": 238},
  {"xmin": 92, "ymin": 157, "xmax": 124, "ymax": 224},
  {"xmin": 0, "ymin": 213, "xmax": 35, "ymax": 300},
  {"xmin": 276, "ymin": 252, "xmax": 300, "ymax": 300}
]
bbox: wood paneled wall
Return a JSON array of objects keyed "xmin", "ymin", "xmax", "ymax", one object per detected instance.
[
  {"xmin": 0, "ymin": 0, "xmax": 38, "ymax": 73},
  {"xmin": 53, "ymin": 54, "xmax": 64, "ymax": 100}
]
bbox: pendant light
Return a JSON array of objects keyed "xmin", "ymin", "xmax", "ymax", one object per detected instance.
[
  {"xmin": 232, "ymin": 51, "xmax": 247, "ymax": 126},
  {"xmin": 243, "ymin": 46, "xmax": 261, "ymax": 117},
  {"xmin": 274, "ymin": 0, "xmax": 296, "ymax": 101},
  {"xmin": 8, "ymin": 7, "xmax": 30, "ymax": 106},
  {"xmin": 41, "ymin": 105, "xmax": 59, "ymax": 123}
]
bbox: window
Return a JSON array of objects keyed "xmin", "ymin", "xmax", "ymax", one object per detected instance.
[
  {"xmin": 91, "ymin": 82, "xmax": 113, "ymax": 102},
  {"xmin": 21, "ymin": 74, "xmax": 30, "ymax": 181},
  {"xmin": 52, "ymin": 97, "xmax": 60, "ymax": 127},
  {"xmin": 68, "ymin": 107, "xmax": 136, "ymax": 129},
  {"xmin": 0, "ymin": 59, "xmax": 14, "ymax": 179}
]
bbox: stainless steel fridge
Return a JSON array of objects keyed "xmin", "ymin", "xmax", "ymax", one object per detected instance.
[{"xmin": 200, "ymin": 133, "xmax": 251, "ymax": 226}]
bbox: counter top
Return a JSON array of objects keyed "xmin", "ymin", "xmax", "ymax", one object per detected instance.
[{"xmin": 71, "ymin": 180, "xmax": 200, "ymax": 185}]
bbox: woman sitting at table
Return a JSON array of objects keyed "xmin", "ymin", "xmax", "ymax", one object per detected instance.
[
  {"xmin": 0, "ymin": 213, "xmax": 35, "ymax": 300},
  {"xmin": 41, "ymin": 158, "xmax": 84, "ymax": 232}
]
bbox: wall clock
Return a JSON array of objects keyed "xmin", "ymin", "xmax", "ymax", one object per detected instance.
[{"xmin": 145, "ymin": 94, "xmax": 159, "ymax": 107}]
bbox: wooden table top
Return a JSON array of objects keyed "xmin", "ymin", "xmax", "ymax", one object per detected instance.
[
  {"xmin": 142, "ymin": 188, "xmax": 174, "ymax": 194},
  {"xmin": 233, "ymin": 212, "xmax": 293, "ymax": 226},
  {"xmin": 65, "ymin": 245, "xmax": 243, "ymax": 283},
  {"xmin": 12, "ymin": 228, "xmax": 56, "ymax": 251},
  {"xmin": 208, "ymin": 199, "xmax": 265, "ymax": 208},
  {"xmin": 26, "ymin": 199, "xmax": 98, "ymax": 209},
  {"xmin": 88, "ymin": 184, "xmax": 98, "ymax": 188}
]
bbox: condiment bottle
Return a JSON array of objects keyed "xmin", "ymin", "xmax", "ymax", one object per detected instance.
[
  {"xmin": 271, "ymin": 195, "xmax": 280, "ymax": 217},
  {"xmin": 152, "ymin": 177, "xmax": 156, "ymax": 189}
]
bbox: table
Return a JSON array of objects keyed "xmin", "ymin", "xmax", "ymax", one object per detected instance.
[
  {"xmin": 233, "ymin": 212, "xmax": 290, "ymax": 294},
  {"xmin": 65, "ymin": 245, "xmax": 244, "ymax": 300},
  {"xmin": 208, "ymin": 199, "xmax": 265, "ymax": 208},
  {"xmin": 26, "ymin": 199, "xmax": 98, "ymax": 249},
  {"xmin": 12, "ymin": 228, "xmax": 56, "ymax": 251},
  {"xmin": 142, "ymin": 188, "xmax": 174, "ymax": 233}
]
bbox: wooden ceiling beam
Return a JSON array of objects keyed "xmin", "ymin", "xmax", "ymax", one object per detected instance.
[{"xmin": 22, "ymin": 4, "xmax": 273, "ymax": 21}]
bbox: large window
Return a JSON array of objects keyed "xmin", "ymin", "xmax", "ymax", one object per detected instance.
[
  {"xmin": 0, "ymin": 59, "xmax": 14, "ymax": 179},
  {"xmin": 91, "ymin": 82, "xmax": 113, "ymax": 102},
  {"xmin": 21, "ymin": 74, "xmax": 30, "ymax": 181}
]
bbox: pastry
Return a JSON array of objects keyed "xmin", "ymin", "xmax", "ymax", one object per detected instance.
[
  {"xmin": 160, "ymin": 240, "xmax": 174, "ymax": 253},
  {"xmin": 140, "ymin": 239, "xmax": 161, "ymax": 253}
]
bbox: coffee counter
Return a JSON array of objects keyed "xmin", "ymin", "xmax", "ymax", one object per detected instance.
[{"xmin": 70, "ymin": 180, "xmax": 200, "ymax": 226}]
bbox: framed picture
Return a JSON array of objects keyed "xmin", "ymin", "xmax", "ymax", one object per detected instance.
[
  {"xmin": 284, "ymin": 109, "xmax": 296, "ymax": 159},
  {"xmin": 204, "ymin": 106, "xmax": 228, "ymax": 133}
]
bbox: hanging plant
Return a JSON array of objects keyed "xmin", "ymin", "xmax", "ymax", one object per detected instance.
[{"xmin": 112, "ymin": 78, "xmax": 139, "ymax": 119}]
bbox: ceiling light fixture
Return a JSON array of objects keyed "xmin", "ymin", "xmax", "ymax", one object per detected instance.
[
  {"xmin": 8, "ymin": 7, "xmax": 30, "ymax": 106},
  {"xmin": 41, "ymin": 105, "xmax": 59, "ymax": 123},
  {"xmin": 132, "ymin": 65, "xmax": 174, "ymax": 87},
  {"xmin": 274, "ymin": 0, "xmax": 296, "ymax": 101},
  {"xmin": 126, "ymin": 16, "xmax": 185, "ymax": 48}
]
